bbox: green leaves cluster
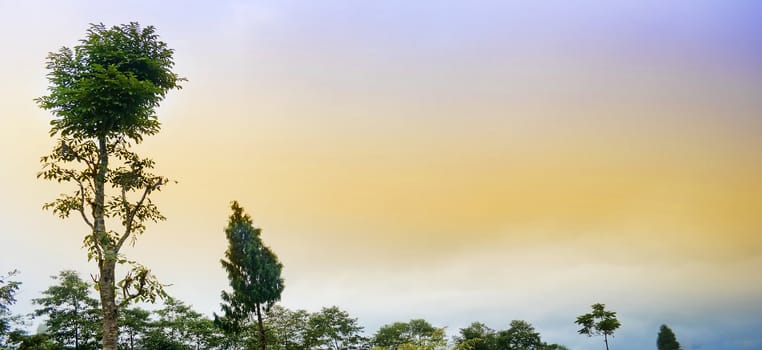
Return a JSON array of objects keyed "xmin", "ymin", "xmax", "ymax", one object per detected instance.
[
  {"xmin": 0, "ymin": 270, "xmax": 22, "ymax": 349},
  {"xmin": 36, "ymin": 22, "xmax": 183, "ymax": 142},
  {"xmin": 259, "ymin": 305, "xmax": 368, "ymax": 350},
  {"xmin": 453, "ymin": 321, "xmax": 567, "ymax": 350},
  {"xmin": 575, "ymin": 303, "xmax": 621, "ymax": 350},
  {"xmin": 372, "ymin": 319, "xmax": 446, "ymax": 350}
]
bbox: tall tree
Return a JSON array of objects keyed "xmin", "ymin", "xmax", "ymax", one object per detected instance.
[
  {"xmin": 656, "ymin": 324, "xmax": 681, "ymax": 350},
  {"xmin": 32, "ymin": 270, "xmax": 101, "ymax": 350},
  {"xmin": 36, "ymin": 22, "xmax": 183, "ymax": 350},
  {"xmin": 575, "ymin": 303, "xmax": 621, "ymax": 350},
  {"xmin": 216, "ymin": 201, "xmax": 284, "ymax": 350}
]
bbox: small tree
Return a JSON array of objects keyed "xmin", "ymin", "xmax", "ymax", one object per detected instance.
[
  {"xmin": 215, "ymin": 201, "xmax": 284, "ymax": 350},
  {"xmin": 575, "ymin": 303, "xmax": 621, "ymax": 350},
  {"xmin": 656, "ymin": 324, "xmax": 681, "ymax": 350},
  {"xmin": 32, "ymin": 270, "xmax": 101, "ymax": 350},
  {"xmin": 36, "ymin": 22, "xmax": 183, "ymax": 350}
]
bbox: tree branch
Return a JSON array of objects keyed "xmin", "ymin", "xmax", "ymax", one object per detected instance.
[
  {"xmin": 74, "ymin": 177, "xmax": 94, "ymax": 229},
  {"xmin": 115, "ymin": 178, "xmax": 163, "ymax": 252}
]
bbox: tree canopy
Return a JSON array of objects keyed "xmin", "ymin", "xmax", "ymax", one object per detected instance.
[{"xmin": 36, "ymin": 22, "xmax": 183, "ymax": 142}]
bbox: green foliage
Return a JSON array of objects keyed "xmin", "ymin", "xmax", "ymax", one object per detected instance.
[
  {"xmin": 575, "ymin": 303, "xmax": 621, "ymax": 350},
  {"xmin": 118, "ymin": 307, "xmax": 150, "ymax": 350},
  {"xmin": 454, "ymin": 322, "xmax": 495, "ymax": 350},
  {"xmin": 453, "ymin": 321, "xmax": 567, "ymax": 350},
  {"xmin": 495, "ymin": 320, "xmax": 543, "ymax": 350},
  {"xmin": 656, "ymin": 324, "xmax": 681, "ymax": 350},
  {"xmin": 119, "ymin": 299, "xmax": 224, "ymax": 350},
  {"xmin": 216, "ymin": 201, "xmax": 284, "ymax": 350},
  {"xmin": 372, "ymin": 319, "xmax": 446, "ymax": 350},
  {"xmin": 0, "ymin": 270, "xmax": 22, "ymax": 348},
  {"xmin": 306, "ymin": 306, "xmax": 366, "ymax": 350},
  {"xmin": 32, "ymin": 270, "xmax": 101, "ymax": 350},
  {"xmin": 7, "ymin": 332, "xmax": 62, "ymax": 350},
  {"xmin": 36, "ymin": 22, "xmax": 183, "ymax": 142},
  {"xmin": 265, "ymin": 306, "xmax": 310, "ymax": 349},
  {"xmin": 137, "ymin": 331, "xmax": 189, "ymax": 350}
]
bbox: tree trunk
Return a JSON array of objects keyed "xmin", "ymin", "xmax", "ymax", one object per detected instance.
[
  {"xmin": 604, "ymin": 333, "xmax": 609, "ymax": 350},
  {"xmin": 94, "ymin": 136, "xmax": 119, "ymax": 350},
  {"xmin": 100, "ymin": 258, "xmax": 119, "ymax": 350},
  {"xmin": 256, "ymin": 303, "xmax": 266, "ymax": 350}
]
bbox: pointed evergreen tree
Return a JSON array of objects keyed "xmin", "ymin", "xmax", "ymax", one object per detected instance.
[
  {"xmin": 215, "ymin": 201, "xmax": 284, "ymax": 350},
  {"xmin": 657, "ymin": 325, "xmax": 681, "ymax": 350}
]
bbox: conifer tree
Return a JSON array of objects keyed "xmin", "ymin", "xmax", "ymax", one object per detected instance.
[
  {"xmin": 216, "ymin": 201, "xmax": 284, "ymax": 350},
  {"xmin": 657, "ymin": 324, "xmax": 681, "ymax": 350}
]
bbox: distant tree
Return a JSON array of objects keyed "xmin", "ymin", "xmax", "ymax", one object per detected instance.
[
  {"xmin": 306, "ymin": 306, "xmax": 366, "ymax": 350},
  {"xmin": 265, "ymin": 305, "xmax": 310, "ymax": 349},
  {"xmin": 372, "ymin": 322, "xmax": 410, "ymax": 349},
  {"xmin": 156, "ymin": 298, "xmax": 223, "ymax": 350},
  {"xmin": 575, "ymin": 304, "xmax": 621, "ymax": 350},
  {"xmin": 656, "ymin": 325, "xmax": 681, "ymax": 350},
  {"xmin": 185, "ymin": 318, "xmax": 224, "ymax": 350},
  {"xmin": 453, "ymin": 322, "xmax": 496, "ymax": 350},
  {"xmin": 0, "ymin": 270, "xmax": 22, "ymax": 349},
  {"xmin": 137, "ymin": 331, "xmax": 189, "ymax": 350},
  {"xmin": 32, "ymin": 271, "xmax": 101, "ymax": 350},
  {"xmin": 373, "ymin": 319, "xmax": 446, "ymax": 350},
  {"xmin": 36, "ymin": 22, "xmax": 183, "ymax": 350},
  {"xmin": 215, "ymin": 201, "xmax": 284, "ymax": 350},
  {"xmin": 495, "ymin": 320, "xmax": 542, "ymax": 350},
  {"xmin": 118, "ymin": 307, "xmax": 150, "ymax": 350}
]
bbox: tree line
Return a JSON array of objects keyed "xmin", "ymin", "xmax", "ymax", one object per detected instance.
[{"xmin": 1, "ymin": 268, "xmax": 683, "ymax": 350}]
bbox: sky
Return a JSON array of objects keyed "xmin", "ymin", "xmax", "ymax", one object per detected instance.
[{"xmin": 1, "ymin": 1, "xmax": 762, "ymax": 349}]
